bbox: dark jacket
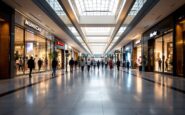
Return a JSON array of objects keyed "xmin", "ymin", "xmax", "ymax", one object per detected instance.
[
  {"xmin": 27, "ymin": 59, "xmax": 35, "ymax": 69},
  {"xmin": 52, "ymin": 59, "xmax": 58, "ymax": 68},
  {"xmin": 69, "ymin": 59, "xmax": 74, "ymax": 65},
  {"xmin": 116, "ymin": 61, "xmax": 120, "ymax": 66}
]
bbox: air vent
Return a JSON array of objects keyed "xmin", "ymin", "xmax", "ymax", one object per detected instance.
[{"xmin": 29, "ymin": 13, "xmax": 42, "ymax": 23}]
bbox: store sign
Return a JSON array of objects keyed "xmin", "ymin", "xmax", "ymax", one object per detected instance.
[
  {"xmin": 24, "ymin": 20, "xmax": 42, "ymax": 32},
  {"xmin": 56, "ymin": 41, "xmax": 64, "ymax": 46},
  {"xmin": 150, "ymin": 31, "xmax": 159, "ymax": 38},
  {"xmin": 135, "ymin": 40, "xmax": 141, "ymax": 45}
]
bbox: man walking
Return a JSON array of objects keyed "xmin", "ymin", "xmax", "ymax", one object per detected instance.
[{"xmin": 27, "ymin": 56, "xmax": 35, "ymax": 78}]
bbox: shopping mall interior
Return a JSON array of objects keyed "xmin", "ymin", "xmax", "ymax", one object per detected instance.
[{"xmin": 0, "ymin": 0, "xmax": 185, "ymax": 115}]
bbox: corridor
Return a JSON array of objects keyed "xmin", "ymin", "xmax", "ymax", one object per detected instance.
[{"xmin": 0, "ymin": 68, "xmax": 185, "ymax": 115}]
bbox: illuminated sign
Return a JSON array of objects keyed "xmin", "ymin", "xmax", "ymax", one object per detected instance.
[
  {"xmin": 56, "ymin": 41, "xmax": 64, "ymax": 46},
  {"xmin": 135, "ymin": 40, "xmax": 141, "ymax": 45},
  {"xmin": 150, "ymin": 31, "xmax": 159, "ymax": 38},
  {"xmin": 24, "ymin": 20, "xmax": 42, "ymax": 32}
]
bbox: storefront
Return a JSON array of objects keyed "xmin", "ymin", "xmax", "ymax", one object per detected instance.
[
  {"xmin": 174, "ymin": 5, "xmax": 185, "ymax": 77},
  {"xmin": 0, "ymin": 1, "xmax": 14, "ymax": 79},
  {"xmin": 55, "ymin": 40, "xmax": 65, "ymax": 69},
  {"xmin": 14, "ymin": 11, "xmax": 54, "ymax": 76},
  {"xmin": 123, "ymin": 42, "xmax": 133, "ymax": 68},
  {"xmin": 141, "ymin": 4, "xmax": 185, "ymax": 77},
  {"xmin": 134, "ymin": 39, "xmax": 142, "ymax": 69},
  {"xmin": 142, "ymin": 14, "xmax": 174, "ymax": 74}
]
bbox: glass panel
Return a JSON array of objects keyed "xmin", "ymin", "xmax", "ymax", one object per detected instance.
[
  {"xmin": 46, "ymin": 40, "xmax": 51, "ymax": 70},
  {"xmin": 163, "ymin": 33, "xmax": 173, "ymax": 73},
  {"xmin": 25, "ymin": 31, "xmax": 46, "ymax": 73},
  {"xmin": 176, "ymin": 19, "xmax": 185, "ymax": 76},
  {"xmin": 74, "ymin": 0, "xmax": 121, "ymax": 16},
  {"xmin": 14, "ymin": 27, "xmax": 24, "ymax": 75},
  {"xmin": 154, "ymin": 37, "xmax": 163, "ymax": 72}
]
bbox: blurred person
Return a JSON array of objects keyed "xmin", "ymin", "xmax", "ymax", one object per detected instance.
[
  {"xmin": 27, "ymin": 56, "xmax": 35, "ymax": 78},
  {"xmin": 52, "ymin": 57, "xmax": 58, "ymax": 77},
  {"xmin": 69, "ymin": 58, "xmax": 74, "ymax": 72}
]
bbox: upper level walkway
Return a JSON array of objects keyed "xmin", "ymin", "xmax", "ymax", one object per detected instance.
[{"xmin": 0, "ymin": 67, "xmax": 185, "ymax": 115}]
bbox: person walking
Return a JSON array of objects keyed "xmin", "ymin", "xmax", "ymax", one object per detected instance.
[
  {"xmin": 116, "ymin": 59, "xmax": 121, "ymax": 71},
  {"xmin": 80, "ymin": 59, "xmax": 85, "ymax": 71},
  {"xmin": 109, "ymin": 59, "xmax": 113, "ymax": 69},
  {"xmin": 38, "ymin": 58, "xmax": 43, "ymax": 71},
  {"xmin": 93, "ymin": 60, "xmax": 96, "ymax": 70},
  {"xmin": 97, "ymin": 60, "xmax": 100, "ymax": 70},
  {"xmin": 69, "ymin": 58, "xmax": 74, "ymax": 72},
  {"xmin": 126, "ymin": 61, "xmax": 130, "ymax": 70},
  {"xmin": 87, "ymin": 58, "xmax": 91, "ymax": 72},
  {"xmin": 27, "ymin": 56, "xmax": 35, "ymax": 78},
  {"xmin": 52, "ymin": 58, "xmax": 58, "ymax": 77},
  {"xmin": 104, "ymin": 59, "xmax": 108, "ymax": 68}
]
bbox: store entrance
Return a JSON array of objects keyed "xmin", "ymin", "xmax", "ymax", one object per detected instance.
[{"xmin": 176, "ymin": 19, "xmax": 185, "ymax": 77}]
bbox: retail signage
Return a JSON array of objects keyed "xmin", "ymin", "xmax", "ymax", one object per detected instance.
[
  {"xmin": 150, "ymin": 31, "xmax": 159, "ymax": 38},
  {"xmin": 135, "ymin": 40, "xmax": 141, "ymax": 45},
  {"xmin": 56, "ymin": 41, "xmax": 64, "ymax": 46},
  {"xmin": 24, "ymin": 20, "xmax": 42, "ymax": 32}
]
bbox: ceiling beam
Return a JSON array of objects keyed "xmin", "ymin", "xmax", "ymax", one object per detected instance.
[
  {"xmin": 103, "ymin": 0, "xmax": 134, "ymax": 54},
  {"xmin": 58, "ymin": 0, "xmax": 93, "ymax": 54}
]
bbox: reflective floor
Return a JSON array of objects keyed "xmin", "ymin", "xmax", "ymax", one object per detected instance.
[{"xmin": 0, "ymin": 67, "xmax": 185, "ymax": 115}]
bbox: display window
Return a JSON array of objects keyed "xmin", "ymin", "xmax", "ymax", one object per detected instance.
[
  {"xmin": 25, "ymin": 31, "xmax": 46, "ymax": 73},
  {"xmin": 154, "ymin": 32, "xmax": 173, "ymax": 73},
  {"xmin": 14, "ymin": 26, "xmax": 52, "ymax": 76},
  {"xmin": 14, "ymin": 27, "xmax": 24, "ymax": 75},
  {"xmin": 136, "ymin": 46, "xmax": 142, "ymax": 66},
  {"xmin": 46, "ymin": 40, "xmax": 51, "ymax": 70}
]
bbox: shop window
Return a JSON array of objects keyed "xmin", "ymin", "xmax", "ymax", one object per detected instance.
[
  {"xmin": 25, "ymin": 31, "xmax": 46, "ymax": 73},
  {"xmin": 14, "ymin": 27, "xmax": 24, "ymax": 75},
  {"xmin": 154, "ymin": 37, "xmax": 163, "ymax": 72},
  {"xmin": 46, "ymin": 40, "xmax": 51, "ymax": 70},
  {"xmin": 163, "ymin": 33, "xmax": 173, "ymax": 73},
  {"xmin": 154, "ymin": 32, "xmax": 173, "ymax": 73}
]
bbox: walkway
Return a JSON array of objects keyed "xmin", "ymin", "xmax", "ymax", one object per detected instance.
[{"xmin": 0, "ymin": 67, "xmax": 185, "ymax": 115}]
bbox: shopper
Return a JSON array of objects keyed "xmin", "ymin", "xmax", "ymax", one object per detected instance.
[
  {"xmin": 87, "ymin": 58, "xmax": 91, "ymax": 72},
  {"xmin": 18, "ymin": 57, "xmax": 23, "ymax": 72},
  {"xmin": 38, "ymin": 58, "xmax": 43, "ymax": 71},
  {"xmin": 52, "ymin": 57, "xmax": 58, "ymax": 77},
  {"xmin": 101, "ymin": 60, "xmax": 104, "ymax": 68},
  {"xmin": 27, "ymin": 56, "xmax": 35, "ymax": 78},
  {"xmin": 126, "ymin": 61, "xmax": 130, "ymax": 70},
  {"xmin": 93, "ymin": 59, "xmax": 96, "ymax": 70},
  {"xmin": 80, "ymin": 59, "xmax": 85, "ymax": 71},
  {"xmin": 97, "ymin": 60, "xmax": 100, "ymax": 70},
  {"xmin": 104, "ymin": 59, "xmax": 108, "ymax": 68},
  {"xmin": 74, "ymin": 60, "xmax": 78, "ymax": 70},
  {"xmin": 109, "ymin": 59, "xmax": 113, "ymax": 69},
  {"xmin": 116, "ymin": 59, "xmax": 121, "ymax": 71},
  {"xmin": 69, "ymin": 58, "xmax": 74, "ymax": 72}
]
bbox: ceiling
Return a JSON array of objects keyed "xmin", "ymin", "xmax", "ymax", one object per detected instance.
[{"xmin": 3, "ymin": 0, "xmax": 185, "ymax": 56}]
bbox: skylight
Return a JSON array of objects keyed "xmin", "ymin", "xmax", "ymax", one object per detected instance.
[
  {"xmin": 82, "ymin": 27, "xmax": 114, "ymax": 36},
  {"xmin": 74, "ymin": 0, "xmax": 119, "ymax": 16},
  {"xmin": 46, "ymin": 0, "xmax": 65, "ymax": 16},
  {"xmin": 129, "ymin": 0, "xmax": 147, "ymax": 16}
]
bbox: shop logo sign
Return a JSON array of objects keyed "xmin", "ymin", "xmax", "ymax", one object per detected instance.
[
  {"xmin": 25, "ymin": 20, "xmax": 42, "ymax": 32},
  {"xmin": 150, "ymin": 31, "xmax": 158, "ymax": 38}
]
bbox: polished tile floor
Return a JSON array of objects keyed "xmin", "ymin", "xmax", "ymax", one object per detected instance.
[{"xmin": 0, "ymin": 67, "xmax": 185, "ymax": 115}]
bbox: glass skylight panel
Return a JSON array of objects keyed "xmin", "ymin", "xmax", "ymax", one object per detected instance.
[
  {"xmin": 68, "ymin": 27, "xmax": 79, "ymax": 36},
  {"xmin": 46, "ymin": 0, "xmax": 65, "ymax": 16},
  {"xmin": 128, "ymin": 0, "xmax": 147, "ymax": 16},
  {"xmin": 86, "ymin": 37, "xmax": 108, "ymax": 42},
  {"xmin": 116, "ymin": 27, "xmax": 127, "ymax": 36},
  {"xmin": 74, "ymin": 0, "xmax": 119, "ymax": 16},
  {"xmin": 82, "ymin": 27, "xmax": 114, "ymax": 36}
]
